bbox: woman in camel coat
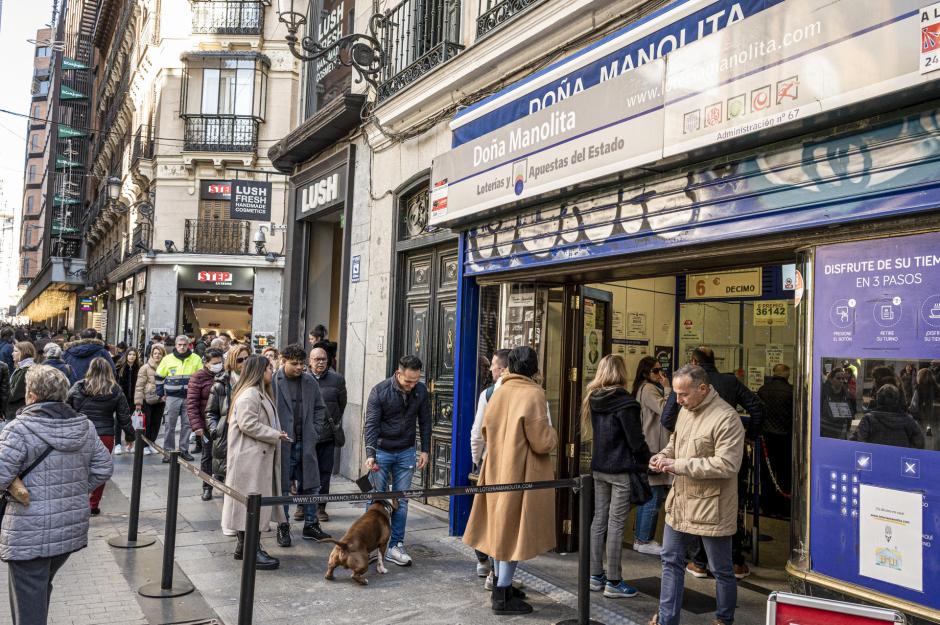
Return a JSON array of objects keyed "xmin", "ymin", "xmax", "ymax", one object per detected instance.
[
  {"xmin": 463, "ymin": 346, "xmax": 557, "ymax": 615},
  {"xmin": 221, "ymin": 355, "xmax": 289, "ymax": 570}
]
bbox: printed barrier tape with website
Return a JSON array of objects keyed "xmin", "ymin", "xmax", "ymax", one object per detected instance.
[{"xmin": 430, "ymin": 0, "xmax": 940, "ymax": 226}]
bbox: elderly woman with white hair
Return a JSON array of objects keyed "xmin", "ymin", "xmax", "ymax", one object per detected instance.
[
  {"xmin": 42, "ymin": 342, "xmax": 74, "ymax": 380},
  {"xmin": 0, "ymin": 365, "xmax": 112, "ymax": 624}
]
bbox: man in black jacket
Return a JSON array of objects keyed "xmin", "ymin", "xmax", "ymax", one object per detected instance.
[
  {"xmin": 273, "ymin": 344, "xmax": 328, "ymax": 545},
  {"xmin": 364, "ymin": 355, "xmax": 431, "ymax": 567},
  {"xmin": 661, "ymin": 346, "xmax": 763, "ymax": 579},
  {"xmin": 309, "ymin": 346, "xmax": 346, "ymax": 523},
  {"xmin": 757, "ymin": 364, "xmax": 793, "ymax": 518}
]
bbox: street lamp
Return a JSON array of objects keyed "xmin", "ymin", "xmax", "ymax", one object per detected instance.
[{"xmin": 276, "ymin": 0, "xmax": 389, "ymax": 90}]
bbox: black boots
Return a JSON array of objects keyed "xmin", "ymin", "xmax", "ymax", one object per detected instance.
[
  {"xmin": 302, "ymin": 522, "xmax": 331, "ymax": 541},
  {"xmin": 491, "ymin": 585, "xmax": 532, "ymax": 615},
  {"xmin": 201, "ymin": 485, "xmax": 213, "ymax": 501},
  {"xmin": 233, "ymin": 531, "xmax": 280, "ymax": 570},
  {"xmin": 277, "ymin": 522, "xmax": 292, "ymax": 547}
]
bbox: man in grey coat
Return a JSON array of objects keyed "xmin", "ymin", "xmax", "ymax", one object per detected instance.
[
  {"xmin": 272, "ymin": 344, "xmax": 328, "ymax": 545},
  {"xmin": 0, "ymin": 365, "xmax": 113, "ymax": 625}
]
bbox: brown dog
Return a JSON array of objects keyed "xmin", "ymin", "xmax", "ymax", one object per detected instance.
[{"xmin": 323, "ymin": 500, "xmax": 399, "ymax": 585}]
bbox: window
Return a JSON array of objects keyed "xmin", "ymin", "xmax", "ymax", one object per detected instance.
[
  {"xmin": 32, "ymin": 104, "xmax": 41, "ymax": 119},
  {"xmin": 26, "ymin": 196, "xmax": 34, "ymax": 213},
  {"xmin": 36, "ymin": 46, "xmax": 50, "ymax": 57},
  {"xmin": 37, "ymin": 80, "xmax": 49, "ymax": 96},
  {"xmin": 182, "ymin": 54, "xmax": 267, "ymax": 119},
  {"xmin": 27, "ymin": 165, "xmax": 37, "ymax": 184},
  {"xmin": 30, "ymin": 134, "xmax": 40, "ymax": 152},
  {"xmin": 302, "ymin": 0, "xmax": 354, "ymax": 120}
]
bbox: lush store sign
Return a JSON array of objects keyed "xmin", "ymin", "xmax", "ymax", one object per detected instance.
[{"xmin": 431, "ymin": 0, "xmax": 940, "ymax": 227}]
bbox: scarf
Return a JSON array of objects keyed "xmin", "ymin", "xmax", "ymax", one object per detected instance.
[{"xmin": 17, "ymin": 358, "xmax": 35, "ymax": 370}]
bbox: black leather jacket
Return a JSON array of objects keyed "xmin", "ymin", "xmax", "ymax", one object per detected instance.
[{"xmin": 206, "ymin": 372, "xmax": 233, "ymax": 477}]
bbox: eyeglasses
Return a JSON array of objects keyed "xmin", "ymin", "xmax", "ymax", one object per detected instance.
[{"xmin": 236, "ymin": 356, "xmax": 248, "ymax": 364}]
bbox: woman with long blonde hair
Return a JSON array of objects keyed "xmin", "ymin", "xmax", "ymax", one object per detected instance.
[
  {"xmin": 221, "ymin": 355, "xmax": 289, "ymax": 570},
  {"xmin": 67, "ymin": 357, "xmax": 134, "ymax": 514},
  {"xmin": 582, "ymin": 354, "xmax": 651, "ymax": 599}
]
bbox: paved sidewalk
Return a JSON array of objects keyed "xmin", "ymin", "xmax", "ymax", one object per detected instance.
[{"xmin": 0, "ymin": 445, "xmax": 783, "ymax": 625}]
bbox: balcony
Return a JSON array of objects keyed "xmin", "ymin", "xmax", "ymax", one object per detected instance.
[
  {"xmin": 183, "ymin": 115, "xmax": 259, "ymax": 152},
  {"xmin": 476, "ymin": 0, "xmax": 545, "ymax": 39},
  {"xmin": 184, "ymin": 218, "xmax": 251, "ymax": 254},
  {"xmin": 132, "ymin": 126, "xmax": 154, "ymax": 165},
  {"xmin": 377, "ymin": 0, "xmax": 464, "ymax": 102},
  {"xmin": 131, "ymin": 223, "xmax": 153, "ymax": 253},
  {"xmin": 191, "ymin": 0, "xmax": 265, "ymax": 35}
]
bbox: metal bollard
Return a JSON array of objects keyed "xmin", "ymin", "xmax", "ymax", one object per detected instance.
[
  {"xmin": 109, "ymin": 428, "xmax": 156, "ymax": 549},
  {"xmin": 557, "ymin": 474, "xmax": 604, "ymax": 625},
  {"xmin": 237, "ymin": 493, "xmax": 262, "ymax": 625},
  {"xmin": 139, "ymin": 451, "xmax": 194, "ymax": 598}
]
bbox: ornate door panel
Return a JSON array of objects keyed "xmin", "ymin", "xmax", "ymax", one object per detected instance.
[{"xmin": 397, "ymin": 244, "xmax": 458, "ymax": 508}]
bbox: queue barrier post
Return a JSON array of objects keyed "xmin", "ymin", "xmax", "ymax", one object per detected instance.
[
  {"xmin": 557, "ymin": 474, "xmax": 604, "ymax": 625},
  {"xmin": 108, "ymin": 428, "xmax": 156, "ymax": 549},
  {"xmin": 237, "ymin": 493, "xmax": 262, "ymax": 625},
  {"xmin": 139, "ymin": 450, "xmax": 195, "ymax": 598}
]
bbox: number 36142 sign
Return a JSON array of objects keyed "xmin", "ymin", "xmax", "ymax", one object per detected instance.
[{"xmin": 753, "ymin": 300, "xmax": 789, "ymax": 327}]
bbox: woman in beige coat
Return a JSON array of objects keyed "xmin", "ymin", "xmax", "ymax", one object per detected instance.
[
  {"xmin": 133, "ymin": 344, "xmax": 165, "ymax": 455},
  {"xmin": 220, "ymin": 355, "xmax": 290, "ymax": 570},
  {"xmin": 463, "ymin": 346, "xmax": 557, "ymax": 616}
]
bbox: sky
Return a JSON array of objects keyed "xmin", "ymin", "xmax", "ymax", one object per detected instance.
[{"xmin": 0, "ymin": 1, "xmax": 55, "ymax": 307}]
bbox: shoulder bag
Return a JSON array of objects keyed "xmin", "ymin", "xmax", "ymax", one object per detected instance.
[{"xmin": 0, "ymin": 444, "xmax": 54, "ymax": 524}]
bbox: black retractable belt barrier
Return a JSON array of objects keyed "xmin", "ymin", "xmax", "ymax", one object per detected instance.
[
  {"xmin": 108, "ymin": 429, "xmax": 156, "ymax": 549},
  {"xmin": 138, "ymin": 450, "xmax": 195, "ymax": 598},
  {"xmin": 117, "ymin": 444, "xmax": 601, "ymax": 625}
]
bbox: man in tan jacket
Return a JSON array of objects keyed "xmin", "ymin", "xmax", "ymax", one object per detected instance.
[{"xmin": 648, "ymin": 365, "xmax": 744, "ymax": 625}]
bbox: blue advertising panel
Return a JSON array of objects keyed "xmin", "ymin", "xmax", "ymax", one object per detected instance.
[{"xmin": 811, "ymin": 232, "xmax": 940, "ymax": 608}]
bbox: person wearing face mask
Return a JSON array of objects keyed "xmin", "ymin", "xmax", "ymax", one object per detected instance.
[
  {"xmin": 187, "ymin": 348, "xmax": 225, "ymax": 501},
  {"xmin": 208, "ymin": 346, "xmax": 249, "ymax": 496}
]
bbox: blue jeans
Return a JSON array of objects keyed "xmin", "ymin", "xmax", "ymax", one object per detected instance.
[
  {"xmin": 634, "ymin": 485, "xmax": 667, "ymax": 542},
  {"xmin": 284, "ymin": 441, "xmax": 316, "ymax": 525},
  {"xmin": 370, "ymin": 447, "xmax": 415, "ymax": 546},
  {"xmin": 659, "ymin": 524, "xmax": 735, "ymax": 625}
]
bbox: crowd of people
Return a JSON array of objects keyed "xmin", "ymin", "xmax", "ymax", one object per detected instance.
[{"xmin": 2, "ymin": 315, "xmax": 935, "ymax": 625}]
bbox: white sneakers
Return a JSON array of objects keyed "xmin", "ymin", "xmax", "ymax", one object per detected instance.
[
  {"xmin": 633, "ymin": 540, "xmax": 663, "ymax": 556},
  {"xmin": 113, "ymin": 444, "xmax": 124, "ymax": 456},
  {"xmin": 477, "ymin": 560, "xmax": 492, "ymax": 577},
  {"xmin": 386, "ymin": 542, "xmax": 413, "ymax": 566},
  {"xmin": 143, "ymin": 447, "xmax": 153, "ymax": 455}
]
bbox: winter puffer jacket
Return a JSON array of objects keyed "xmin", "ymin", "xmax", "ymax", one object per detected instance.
[
  {"xmin": 186, "ymin": 368, "xmax": 216, "ymax": 433},
  {"xmin": 207, "ymin": 372, "xmax": 233, "ymax": 477},
  {"xmin": 67, "ymin": 381, "xmax": 135, "ymax": 440},
  {"xmin": 62, "ymin": 339, "xmax": 115, "ymax": 384},
  {"xmin": 852, "ymin": 409, "xmax": 925, "ymax": 449},
  {"xmin": 364, "ymin": 376, "xmax": 431, "ymax": 457},
  {"xmin": 588, "ymin": 386, "xmax": 651, "ymax": 474},
  {"xmin": 0, "ymin": 400, "xmax": 112, "ymax": 561},
  {"xmin": 313, "ymin": 369, "xmax": 347, "ymax": 443},
  {"xmin": 134, "ymin": 360, "xmax": 160, "ymax": 406},
  {"xmin": 6, "ymin": 362, "xmax": 32, "ymax": 420}
]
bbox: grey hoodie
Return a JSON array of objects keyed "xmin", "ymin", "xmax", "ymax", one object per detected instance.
[{"xmin": 0, "ymin": 400, "xmax": 112, "ymax": 561}]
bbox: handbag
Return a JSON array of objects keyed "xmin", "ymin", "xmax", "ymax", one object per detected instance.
[
  {"xmin": 628, "ymin": 470, "xmax": 653, "ymax": 506},
  {"xmin": 0, "ymin": 444, "xmax": 54, "ymax": 523},
  {"xmin": 326, "ymin": 412, "xmax": 345, "ymax": 447}
]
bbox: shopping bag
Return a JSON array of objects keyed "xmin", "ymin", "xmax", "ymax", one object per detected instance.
[{"xmin": 131, "ymin": 409, "xmax": 145, "ymax": 431}]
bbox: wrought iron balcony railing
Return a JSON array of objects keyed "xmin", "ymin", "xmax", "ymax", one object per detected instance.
[
  {"xmin": 377, "ymin": 0, "xmax": 464, "ymax": 102},
  {"xmin": 476, "ymin": 0, "xmax": 545, "ymax": 39},
  {"xmin": 132, "ymin": 223, "xmax": 153, "ymax": 253},
  {"xmin": 183, "ymin": 115, "xmax": 259, "ymax": 152},
  {"xmin": 191, "ymin": 0, "xmax": 265, "ymax": 35},
  {"xmin": 184, "ymin": 218, "xmax": 251, "ymax": 254},
  {"xmin": 132, "ymin": 126, "xmax": 154, "ymax": 165}
]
